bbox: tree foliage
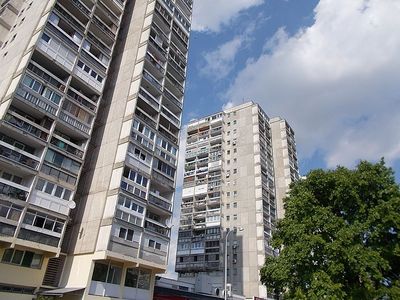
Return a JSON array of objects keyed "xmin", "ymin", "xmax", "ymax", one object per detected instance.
[{"xmin": 260, "ymin": 160, "xmax": 400, "ymax": 299}]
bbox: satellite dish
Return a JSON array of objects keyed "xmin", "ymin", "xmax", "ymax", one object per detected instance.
[{"xmin": 68, "ymin": 201, "xmax": 76, "ymax": 209}]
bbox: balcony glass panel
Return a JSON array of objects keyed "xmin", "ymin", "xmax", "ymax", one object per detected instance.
[{"xmin": 0, "ymin": 181, "xmax": 29, "ymax": 202}]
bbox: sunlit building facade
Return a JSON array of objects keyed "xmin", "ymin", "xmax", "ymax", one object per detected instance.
[{"xmin": 0, "ymin": 0, "xmax": 192, "ymax": 299}]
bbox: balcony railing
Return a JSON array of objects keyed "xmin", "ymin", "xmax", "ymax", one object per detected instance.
[
  {"xmin": 15, "ymin": 86, "xmax": 58, "ymax": 116},
  {"xmin": 161, "ymin": 106, "xmax": 180, "ymax": 127},
  {"xmin": 0, "ymin": 181, "xmax": 29, "ymax": 201},
  {"xmin": 148, "ymin": 193, "xmax": 172, "ymax": 212},
  {"xmin": 0, "ymin": 143, "xmax": 39, "ymax": 170},
  {"xmin": 3, "ymin": 113, "xmax": 49, "ymax": 142},
  {"xmin": 163, "ymin": 88, "xmax": 182, "ymax": 109},
  {"xmin": 145, "ymin": 221, "xmax": 169, "ymax": 237},
  {"xmin": 59, "ymin": 111, "xmax": 91, "ymax": 134},
  {"xmin": 149, "ymin": 36, "xmax": 168, "ymax": 57},
  {"xmin": 146, "ymin": 52, "xmax": 165, "ymax": 74},
  {"xmin": 50, "ymin": 137, "xmax": 84, "ymax": 159},
  {"xmin": 92, "ymin": 16, "xmax": 116, "ymax": 39},
  {"xmin": 166, "ymin": 72, "xmax": 184, "ymax": 94},
  {"xmin": 86, "ymin": 32, "xmax": 112, "ymax": 55},
  {"xmin": 70, "ymin": 0, "xmax": 92, "ymax": 15},
  {"xmin": 138, "ymin": 87, "xmax": 160, "ymax": 110},
  {"xmin": 143, "ymin": 70, "xmax": 162, "ymax": 92}
]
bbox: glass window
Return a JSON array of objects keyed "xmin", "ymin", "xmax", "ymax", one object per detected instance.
[
  {"xmin": 126, "ymin": 229, "xmax": 134, "ymax": 241},
  {"xmin": 137, "ymin": 269, "xmax": 151, "ymax": 290},
  {"xmin": 21, "ymin": 251, "xmax": 34, "ymax": 267},
  {"xmin": 34, "ymin": 215, "xmax": 45, "ymax": 228},
  {"xmin": 44, "ymin": 182, "xmax": 54, "ymax": 194},
  {"xmin": 1, "ymin": 249, "xmax": 13, "ymax": 263},
  {"xmin": 119, "ymin": 228, "xmax": 127, "ymax": 239},
  {"xmin": 92, "ymin": 262, "xmax": 108, "ymax": 282},
  {"xmin": 125, "ymin": 268, "xmax": 138, "ymax": 288},
  {"xmin": 107, "ymin": 265, "xmax": 122, "ymax": 284},
  {"xmin": 148, "ymin": 240, "xmax": 155, "ymax": 248},
  {"xmin": 11, "ymin": 250, "xmax": 24, "ymax": 264},
  {"xmin": 63, "ymin": 189, "xmax": 71, "ymax": 200}
]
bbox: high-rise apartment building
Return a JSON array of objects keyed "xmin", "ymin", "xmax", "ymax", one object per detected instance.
[
  {"xmin": 175, "ymin": 102, "xmax": 299, "ymax": 299},
  {"xmin": 270, "ymin": 117, "xmax": 299, "ymax": 219},
  {"xmin": 0, "ymin": 0, "xmax": 192, "ymax": 299}
]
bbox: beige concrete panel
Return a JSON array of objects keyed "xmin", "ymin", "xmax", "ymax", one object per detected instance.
[
  {"xmin": 103, "ymin": 194, "xmax": 118, "ymax": 219},
  {"xmin": 124, "ymin": 98, "xmax": 136, "ymax": 117},
  {"xmin": 140, "ymin": 28, "xmax": 150, "ymax": 44},
  {"xmin": 36, "ymin": 12, "xmax": 50, "ymax": 30},
  {"xmin": 146, "ymin": 1, "xmax": 156, "ymax": 13},
  {"xmin": 96, "ymin": 225, "xmax": 112, "ymax": 251},
  {"xmin": 255, "ymin": 188, "xmax": 262, "ymax": 199},
  {"xmin": 0, "ymin": 99, "xmax": 10, "ymax": 119},
  {"xmin": 5, "ymin": 74, "xmax": 21, "ymax": 98},
  {"xmin": 256, "ymin": 239, "xmax": 264, "ymax": 251},
  {"xmin": 115, "ymin": 142, "xmax": 129, "ymax": 164},
  {"xmin": 60, "ymin": 253, "xmax": 94, "ymax": 288},
  {"xmin": 119, "ymin": 120, "xmax": 133, "ymax": 140},
  {"xmin": 143, "ymin": 14, "xmax": 153, "ymax": 28},
  {"xmin": 0, "ymin": 292, "xmax": 33, "ymax": 300},
  {"xmin": 137, "ymin": 44, "xmax": 147, "ymax": 60},
  {"xmin": 109, "ymin": 167, "xmax": 124, "ymax": 190},
  {"xmin": 256, "ymin": 226, "xmax": 263, "ymax": 238},
  {"xmin": 133, "ymin": 61, "xmax": 144, "ymax": 78},
  {"xmin": 254, "ymin": 175, "xmax": 261, "ymax": 186},
  {"xmin": 128, "ymin": 79, "xmax": 140, "ymax": 97}
]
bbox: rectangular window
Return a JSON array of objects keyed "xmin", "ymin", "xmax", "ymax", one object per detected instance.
[
  {"xmin": 1, "ymin": 248, "xmax": 42, "ymax": 268},
  {"xmin": 125, "ymin": 268, "xmax": 139, "ymax": 288}
]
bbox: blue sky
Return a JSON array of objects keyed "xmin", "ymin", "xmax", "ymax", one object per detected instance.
[
  {"xmin": 181, "ymin": 0, "xmax": 400, "ymax": 179},
  {"xmin": 166, "ymin": 0, "xmax": 400, "ymax": 277}
]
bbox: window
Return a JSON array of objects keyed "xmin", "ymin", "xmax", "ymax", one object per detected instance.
[
  {"xmin": 226, "ymin": 160, "xmax": 230, "ymax": 165},
  {"xmin": 92, "ymin": 262, "xmax": 122, "ymax": 285},
  {"xmin": 115, "ymin": 209, "xmax": 142, "ymax": 226},
  {"xmin": 118, "ymin": 227, "xmax": 134, "ymax": 241},
  {"xmin": 233, "ymin": 191, "xmax": 238, "ymax": 197},
  {"xmin": 233, "ymin": 158, "xmax": 237, "ymax": 164},
  {"xmin": 227, "ymin": 131, "xmax": 230, "ymax": 136},
  {"xmin": 227, "ymin": 150, "xmax": 230, "ymax": 155},
  {"xmin": 125, "ymin": 268, "xmax": 138, "ymax": 288},
  {"xmin": 155, "ymin": 159, "xmax": 176, "ymax": 178},
  {"xmin": 138, "ymin": 269, "xmax": 151, "ymax": 290},
  {"xmin": 226, "ymin": 192, "xmax": 230, "ymax": 197},
  {"xmin": 227, "ymin": 122, "xmax": 231, "ymax": 126},
  {"xmin": 234, "ymin": 148, "xmax": 237, "ymax": 153},
  {"xmin": 41, "ymin": 33, "xmax": 51, "ymax": 43},
  {"xmin": 233, "ymin": 202, "xmax": 237, "ymax": 208},
  {"xmin": 0, "ymin": 201, "xmax": 23, "ymax": 222},
  {"xmin": 156, "ymin": 137, "xmax": 177, "ymax": 156},
  {"xmin": 148, "ymin": 239, "xmax": 161, "ymax": 250},
  {"xmin": 226, "ymin": 204, "xmax": 230, "ymax": 209},
  {"xmin": 76, "ymin": 60, "xmax": 104, "ymax": 83},
  {"xmin": 129, "ymin": 145, "xmax": 151, "ymax": 164},
  {"xmin": 226, "ymin": 216, "xmax": 230, "ymax": 221},
  {"xmin": 233, "ymin": 120, "xmax": 237, "ymax": 125},
  {"xmin": 233, "ymin": 214, "xmax": 237, "ymax": 220},
  {"xmin": 23, "ymin": 210, "xmax": 64, "ymax": 234},
  {"xmin": 117, "ymin": 195, "xmax": 144, "ymax": 214},
  {"xmin": 133, "ymin": 119, "xmax": 155, "ymax": 140},
  {"xmin": 123, "ymin": 167, "xmax": 148, "ymax": 187},
  {"xmin": 45, "ymin": 149, "xmax": 81, "ymax": 175},
  {"xmin": 233, "ymin": 169, "xmax": 237, "ymax": 174},
  {"xmin": 1, "ymin": 248, "xmax": 42, "ymax": 268}
]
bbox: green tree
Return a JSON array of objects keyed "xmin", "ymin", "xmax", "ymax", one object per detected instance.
[{"xmin": 260, "ymin": 160, "xmax": 400, "ymax": 299}]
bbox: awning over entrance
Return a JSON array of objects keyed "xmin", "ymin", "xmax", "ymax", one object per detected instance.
[{"xmin": 40, "ymin": 287, "xmax": 85, "ymax": 296}]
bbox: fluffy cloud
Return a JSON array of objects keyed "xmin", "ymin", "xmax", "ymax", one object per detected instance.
[
  {"xmin": 225, "ymin": 0, "xmax": 400, "ymax": 168},
  {"xmin": 192, "ymin": 0, "xmax": 264, "ymax": 32}
]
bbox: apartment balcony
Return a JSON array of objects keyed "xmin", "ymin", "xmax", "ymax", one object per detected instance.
[
  {"xmin": 96, "ymin": 1, "xmax": 120, "ymax": 26},
  {"xmin": 125, "ymin": 154, "xmax": 151, "ymax": 176},
  {"xmin": 142, "ymin": 70, "xmax": 163, "ymax": 94},
  {"xmin": 73, "ymin": 65, "xmax": 104, "ymax": 93},
  {"xmin": 86, "ymin": 32, "xmax": 112, "ymax": 56},
  {"xmin": 174, "ymin": 8, "xmax": 191, "ymax": 33},
  {"xmin": 101, "ymin": 0, "xmax": 124, "ymax": 17},
  {"xmin": 0, "ymin": 179, "xmax": 29, "ymax": 202},
  {"xmin": 135, "ymin": 106, "xmax": 158, "ymax": 130},
  {"xmin": 154, "ymin": 2, "xmax": 172, "ymax": 30},
  {"xmin": 145, "ymin": 51, "xmax": 165, "ymax": 79},
  {"xmin": 59, "ymin": 111, "xmax": 91, "ymax": 136},
  {"xmin": 144, "ymin": 220, "xmax": 169, "ymax": 237},
  {"xmin": 2, "ymin": 112, "xmax": 50, "ymax": 143},
  {"xmin": 50, "ymin": 136, "xmax": 84, "ymax": 160},
  {"xmin": 0, "ymin": 142, "xmax": 40, "ymax": 171},
  {"xmin": 158, "ymin": 123, "xmax": 178, "ymax": 145},
  {"xmin": 165, "ymin": 72, "xmax": 184, "ymax": 96},
  {"xmin": 152, "ymin": 170, "xmax": 174, "ymax": 189},
  {"xmin": 92, "ymin": 15, "xmax": 116, "ymax": 40},
  {"xmin": 58, "ymin": 0, "xmax": 91, "ymax": 26},
  {"xmin": 120, "ymin": 178, "xmax": 147, "ymax": 201},
  {"xmin": 161, "ymin": 106, "xmax": 180, "ymax": 128},
  {"xmin": 176, "ymin": 0, "xmax": 193, "ymax": 17},
  {"xmin": 171, "ymin": 25, "xmax": 188, "ymax": 54},
  {"xmin": 52, "ymin": 4, "xmax": 86, "ymax": 39},
  {"xmin": 37, "ymin": 32, "xmax": 77, "ymax": 72},
  {"xmin": 67, "ymin": 88, "xmax": 97, "ymax": 113},
  {"xmin": 14, "ymin": 85, "xmax": 58, "ymax": 116},
  {"xmin": 167, "ymin": 58, "xmax": 185, "ymax": 82},
  {"xmin": 148, "ymin": 192, "xmax": 172, "ymax": 213},
  {"xmin": 148, "ymin": 32, "xmax": 168, "ymax": 59},
  {"xmin": 138, "ymin": 87, "xmax": 160, "ymax": 112},
  {"xmin": 163, "ymin": 88, "xmax": 183, "ymax": 109}
]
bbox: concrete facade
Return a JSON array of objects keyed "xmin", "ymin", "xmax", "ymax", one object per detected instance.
[
  {"xmin": 0, "ymin": 0, "xmax": 192, "ymax": 299},
  {"xmin": 176, "ymin": 103, "xmax": 299, "ymax": 299}
]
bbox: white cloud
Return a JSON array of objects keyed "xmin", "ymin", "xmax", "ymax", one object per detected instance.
[
  {"xmin": 200, "ymin": 18, "xmax": 264, "ymax": 80},
  {"xmin": 201, "ymin": 36, "xmax": 245, "ymax": 80},
  {"xmin": 225, "ymin": 0, "xmax": 400, "ymax": 168},
  {"xmin": 192, "ymin": 0, "xmax": 264, "ymax": 32}
]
